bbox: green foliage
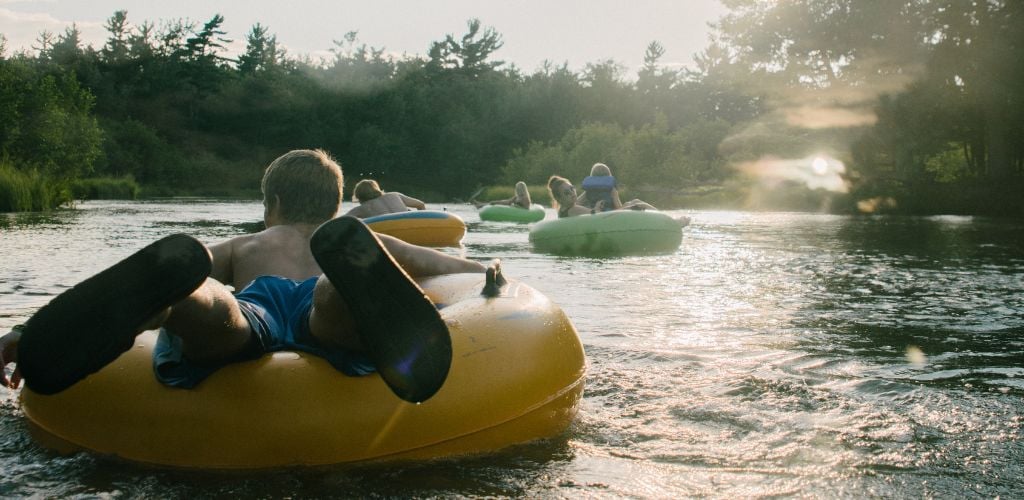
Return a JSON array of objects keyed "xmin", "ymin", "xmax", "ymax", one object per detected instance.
[
  {"xmin": 2, "ymin": 6, "xmax": 1019, "ymax": 215},
  {"xmin": 0, "ymin": 159, "xmax": 71, "ymax": 211},
  {"xmin": 710, "ymin": 0, "xmax": 1024, "ymax": 212},
  {"xmin": 0, "ymin": 161, "xmax": 36, "ymax": 211},
  {"xmin": 501, "ymin": 118, "xmax": 733, "ymax": 191},
  {"xmin": 70, "ymin": 176, "xmax": 139, "ymax": 200},
  {"xmin": 924, "ymin": 144, "xmax": 972, "ymax": 183},
  {"xmin": 0, "ymin": 59, "xmax": 103, "ymax": 180},
  {"xmin": 101, "ymin": 11, "xmax": 131, "ymax": 63},
  {"xmin": 238, "ymin": 23, "xmax": 283, "ymax": 76},
  {"xmin": 184, "ymin": 14, "xmax": 230, "ymax": 62},
  {"xmin": 637, "ymin": 41, "xmax": 676, "ymax": 96},
  {"xmin": 427, "ymin": 19, "xmax": 504, "ymax": 77},
  {"xmin": 94, "ymin": 118, "xmax": 174, "ymax": 182},
  {"xmin": 0, "ymin": 55, "xmax": 100, "ymax": 212}
]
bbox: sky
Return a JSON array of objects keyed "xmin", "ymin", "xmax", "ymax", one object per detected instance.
[{"xmin": 0, "ymin": 0, "xmax": 728, "ymax": 76}]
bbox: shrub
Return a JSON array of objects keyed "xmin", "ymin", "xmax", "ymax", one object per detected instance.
[
  {"xmin": 0, "ymin": 160, "xmax": 72, "ymax": 211},
  {"xmin": 70, "ymin": 176, "xmax": 140, "ymax": 200}
]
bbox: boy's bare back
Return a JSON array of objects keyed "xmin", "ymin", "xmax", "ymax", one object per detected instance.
[{"xmin": 209, "ymin": 224, "xmax": 322, "ymax": 290}]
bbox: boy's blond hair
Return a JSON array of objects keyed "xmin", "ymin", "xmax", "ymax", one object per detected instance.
[
  {"xmin": 547, "ymin": 175, "xmax": 572, "ymax": 210},
  {"xmin": 352, "ymin": 179, "xmax": 384, "ymax": 203},
  {"xmin": 261, "ymin": 149, "xmax": 343, "ymax": 224},
  {"xmin": 514, "ymin": 181, "xmax": 532, "ymax": 206},
  {"xmin": 590, "ymin": 163, "xmax": 612, "ymax": 176}
]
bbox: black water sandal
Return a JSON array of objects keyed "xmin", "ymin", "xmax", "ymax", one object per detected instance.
[
  {"xmin": 310, "ymin": 216, "xmax": 451, "ymax": 403},
  {"xmin": 17, "ymin": 234, "xmax": 211, "ymax": 395}
]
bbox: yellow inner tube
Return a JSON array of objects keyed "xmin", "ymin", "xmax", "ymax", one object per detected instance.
[
  {"xmin": 20, "ymin": 273, "xmax": 586, "ymax": 469},
  {"xmin": 364, "ymin": 210, "xmax": 467, "ymax": 247}
]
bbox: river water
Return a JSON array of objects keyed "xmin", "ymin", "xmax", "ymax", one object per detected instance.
[{"xmin": 1, "ymin": 200, "xmax": 1022, "ymax": 498}]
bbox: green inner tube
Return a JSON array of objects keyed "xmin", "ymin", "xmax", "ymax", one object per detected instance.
[
  {"xmin": 478, "ymin": 204, "xmax": 546, "ymax": 223},
  {"xmin": 529, "ymin": 210, "xmax": 682, "ymax": 256}
]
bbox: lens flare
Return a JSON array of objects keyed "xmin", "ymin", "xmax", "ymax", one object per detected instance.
[
  {"xmin": 812, "ymin": 157, "xmax": 829, "ymax": 175},
  {"xmin": 734, "ymin": 155, "xmax": 848, "ymax": 193}
]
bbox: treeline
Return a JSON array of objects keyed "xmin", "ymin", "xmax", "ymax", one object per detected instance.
[
  {"xmin": 0, "ymin": 14, "xmax": 750, "ymax": 209},
  {"xmin": 0, "ymin": 2, "xmax": 1021, "ymax": 215}
]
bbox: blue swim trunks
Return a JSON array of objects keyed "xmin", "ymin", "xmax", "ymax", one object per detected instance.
[{"xmin": 153, "ymin": 275, "xmax": 376, "ymax": 388}]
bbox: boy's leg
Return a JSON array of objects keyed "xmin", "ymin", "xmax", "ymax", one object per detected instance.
[
  {"xmin": 467, "ymin": 186, "xmax": 485, "ymax": 205},
  {"xmin": 17, "ymin": 234, "xmax": 212, "ymax": 394},
  {"xmin": 309, "ymin": 216, "xmax": 452, "ymax": 403},
  {"xmin": 624, "ymin": 199, "xmax": 656, "ymax": 211},
  {"xmin": 162, "ymin": 279, "xmax": 254, "ymax": 364}
]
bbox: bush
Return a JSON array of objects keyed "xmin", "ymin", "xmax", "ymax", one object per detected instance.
[
  {"xmin": 0, "ymin": 160, "xmax": 71, "ymax": 212},
  {"xmin": 500, "ymin": 119, "xmax": 734, "ymax": 192},
  {"xmin": 70, "ymin": 176, "xmax": 140, "ymax": 200},
  {"xmin": 0, "ymin": 162, "xmax": 34, "ymax": 211}
]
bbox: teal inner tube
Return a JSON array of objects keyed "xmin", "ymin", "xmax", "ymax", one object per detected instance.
[
  {"xmin": 478, "ymin": 204, "xmax": 546, "ymax": 223},
  {"xmin": 529, "ymin": 210, "xmax": 682, "ymax": 256}
]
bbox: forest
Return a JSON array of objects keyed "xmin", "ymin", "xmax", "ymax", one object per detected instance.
[{"xmin": 0, "ymin": 1, "xmax": 1021, "ymax": 215}]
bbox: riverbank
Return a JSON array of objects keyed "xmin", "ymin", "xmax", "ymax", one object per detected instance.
[
  {"xmin": 6, "ymin": 176, "xmax": 1022, "ymax": 218},
  {"xmin": 0, "ymin": 167, "xmax": 141, "ymax": 211},
  {"xmin": 632, "ymin": 179, "xmax": 1024, "ymax": 217}
]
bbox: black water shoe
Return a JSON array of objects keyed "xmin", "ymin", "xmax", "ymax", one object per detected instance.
[
  {"xmin": 310, "ymin": 216, "xmax": 451, "ymax": 403},
  {"xmin": 17, "ymin": 234, "xmax": 211, "ymax": 395}
]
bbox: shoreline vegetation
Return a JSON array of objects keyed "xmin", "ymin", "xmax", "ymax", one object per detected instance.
[{"xmin": 1, "ymin": 5, "xmax": 1021, "ymax": 216}]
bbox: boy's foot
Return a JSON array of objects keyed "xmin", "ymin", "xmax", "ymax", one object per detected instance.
[
  {"xmin": 17, "ymin": 234, "xmax": 211, "ymax": 395},
  {"xmin": 310, "ymin": 216, "xmax": 451, "ymax": 403},
  {"xmin": 481, "ymin": 260, "xmax": 508, "ymax": 298}
]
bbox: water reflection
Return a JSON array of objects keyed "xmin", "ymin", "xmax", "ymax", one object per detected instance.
[
  {"xmin": 0, "ymin": 209, "xmax": 78, "ymax": 229},
  {"xmin": 835, "ymin": 215, "xmax": 1024, "ymax": 263},
  {"xmin": 1, "ymin": 203, "xmax": 1022, "ymax": 497},
  {"xmin": 799, "ymin": 216, "xmax": 1024, "ymax": 369}
]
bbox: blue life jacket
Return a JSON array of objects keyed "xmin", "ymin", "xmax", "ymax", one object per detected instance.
[{"xmin": 580, "ymin": 175, "xmax": 617, "ymax": 211}]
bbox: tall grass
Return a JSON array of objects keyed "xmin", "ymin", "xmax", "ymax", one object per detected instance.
[
  {"xmin": 0, "ymin": 161, "xmax": 71, "ymax": 212},
  {"xmin": 70, "ymin": 177, "xmax": 140, "ymax": 200}
]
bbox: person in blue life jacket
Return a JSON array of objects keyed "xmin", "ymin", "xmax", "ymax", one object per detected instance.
[
  {"xmin": 472, "ymin": 181, "xmax": 532, "ymax": 209},
  {"xmin": 576, "ymin": 163, "xmax": 692, "ymax": 227},
  {"xmin": 577, "ymin": 163, "xmax": 657, "ymax": 213}
]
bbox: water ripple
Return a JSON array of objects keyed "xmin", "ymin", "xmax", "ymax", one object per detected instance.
[{"xmin": 2, "ymin": 204, "xmax": 1023, "ymax": 497}]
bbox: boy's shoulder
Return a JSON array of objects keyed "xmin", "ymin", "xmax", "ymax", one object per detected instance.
[{"xmin": 232, "ymin": 224, "xmax": 312, "ymax": 248}]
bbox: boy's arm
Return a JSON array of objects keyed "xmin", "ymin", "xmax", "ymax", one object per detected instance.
[
  {"xmin": 378, "ymin": 234, "xmax": 485, "ymax": 277},
  {"xmin": 398, "ymin": 193, "xmax": 426, "ymax": 210},
  {"xmin": 568, "ymin": 205, "xmax": 593, "ymax": 216},
  {"xmin": 610, "ymin": 188, "xmax": 624, "ymax": 209},
  {"xmin": 207, "ymin": 239, "xmax": 234, "ymax": 285}
]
